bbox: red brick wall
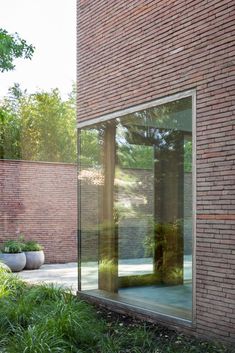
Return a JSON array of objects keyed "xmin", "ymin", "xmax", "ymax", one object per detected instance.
[
  {"xmin": 77, "ymin": 0, "xmax": 235, "ymax": 343},
  {"xmin": 0, "ymin": 160, "xmax": 77, "ymax": 263}
]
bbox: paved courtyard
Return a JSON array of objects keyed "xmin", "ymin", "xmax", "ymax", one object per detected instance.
[
  {"xmin": 16, "ymin": 256, "xmax": 192, "ymax": 293},
  {"xmin": 17, "ymin": 262, "xmax": 79, "ymax": 292}
]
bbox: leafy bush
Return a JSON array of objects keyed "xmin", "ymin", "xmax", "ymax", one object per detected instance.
[
  {"xmin": 23, "ymin": 240, "xmax": 43, "ymax": 252},
  {"xmin": 1, "ymin": 240, "xmax": 24, "ymax": 253}
]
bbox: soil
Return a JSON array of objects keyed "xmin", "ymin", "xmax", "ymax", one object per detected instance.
[{"xmin": 94, "ymin": 303, "xmax": 235, "ymax": 353}]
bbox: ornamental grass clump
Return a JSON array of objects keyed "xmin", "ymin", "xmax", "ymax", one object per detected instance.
[
  {"xmin": 0, "ymin": 269, "xmax": 26, "ymax": 299},
  {"xmin": 0, "ymin": 275, "xmax": 106, "ymax": 353},
  {"xmin": 0, "ymin": 271, "xmax": 232, "ymax": 353}
]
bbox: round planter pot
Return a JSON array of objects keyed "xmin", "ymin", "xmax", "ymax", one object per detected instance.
[
  {"xmin": 0, "ymin": 252, "xmax": 26, "ymax": 272},
  {"xmin": 24, "ymin": 250, "xmax": 45, "ymax": 270}
]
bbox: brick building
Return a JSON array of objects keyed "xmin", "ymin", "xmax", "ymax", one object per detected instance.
[{"xmin": 77, "ymin": 0, "xmax": 235, "ymax": 344}]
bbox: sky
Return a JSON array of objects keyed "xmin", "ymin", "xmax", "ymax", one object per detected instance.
[{"xmin": 0, "ymin": 0, "xmax": 76, "ymax": 99}]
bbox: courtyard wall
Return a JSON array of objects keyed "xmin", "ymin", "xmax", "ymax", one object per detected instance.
[{"xmin": 0, "ymin": 160, "xmax": 77, "ymax": 263}]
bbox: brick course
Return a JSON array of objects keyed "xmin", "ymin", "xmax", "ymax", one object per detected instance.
[{"xmin": 77, "ymin": 0, "xmax": 235, "ymax": 343}]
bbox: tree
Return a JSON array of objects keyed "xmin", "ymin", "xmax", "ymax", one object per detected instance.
[
  {"xmin": 0, "ymin": 105, "xmax": 21, "ymax": 160},
  {"xmin": 0, "ymin": 83, "xmax": 24, "ymax": 159},
  {"xmin": 19, "ymin": 89, "xmax": 76, "ymax": 162},
  {"xmin": 0, "ymin": 85, "xmax": 77, "ymax": 163},
  {"xmin": 0, "ymin": 28, "xmax": 34, "ymax": 72}
]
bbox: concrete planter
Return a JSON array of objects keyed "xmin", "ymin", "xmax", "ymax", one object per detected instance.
[
  {"xmin": 0, "ymin": 252, "xmax": 26, "ymax": 272},
  {"xmin": 24, "ymin": 250, "xmax": 45, "ymax": 270}
]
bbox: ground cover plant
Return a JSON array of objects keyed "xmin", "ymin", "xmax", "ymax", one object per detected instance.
[{"xmin": 0, "ymin": 266, "xmax": 233, "ymax": 353}]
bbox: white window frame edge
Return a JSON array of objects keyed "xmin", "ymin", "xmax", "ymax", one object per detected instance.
[{"xmin": 192, "ymin": 90, "xmax": 197, "ymax": 326}]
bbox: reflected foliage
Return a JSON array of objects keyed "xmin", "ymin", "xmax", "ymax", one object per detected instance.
[
  {"xmin": 144, "ymin": 220, "xmax": 184, "ymax": 284},
  {"xmin": 117, "ymin": 143, "xmax": 153, "ymax": 169},
  {"xmin": 80, "ymin": 97, "xmax": 192, "ymax": 171},
  {"xmin": 184, "ymin": 140, "xmax": 192, "ymax": 172}
]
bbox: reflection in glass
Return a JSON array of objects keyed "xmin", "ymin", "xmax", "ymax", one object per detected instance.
[{"xmin": 78, "ymin": 97, "xmax": 193, "ymax": 320}]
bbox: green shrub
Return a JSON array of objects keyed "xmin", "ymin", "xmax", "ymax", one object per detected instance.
[
  {"xmin": 1, "ymin": 240, "xmax": 24, "ymax": 253},
  {"xmin": 23, "ymin": 240, "xmax": 43, "ymax": 252}
]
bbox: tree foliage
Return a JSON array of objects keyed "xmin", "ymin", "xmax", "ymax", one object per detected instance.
[
  {"xmin": 0, "ymin": 28, "xmax": 34, "ymax": 72},
  {"xmin": 0, "ymin": 84, "xmax": 76, "ymax": 162}
]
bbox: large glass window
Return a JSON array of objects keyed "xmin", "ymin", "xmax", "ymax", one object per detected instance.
[{"xmin": 78, "ymin": 96, "xmax": 193, "ymax": 321}]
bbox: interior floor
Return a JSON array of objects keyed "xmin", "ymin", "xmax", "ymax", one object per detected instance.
[
  {"xmin": 83, "ymin": 282, "xmax": 192, "ymax": 321},
  {"xmin": 119, "ymin": 283, "xmax": 192, "ymax": 319}
]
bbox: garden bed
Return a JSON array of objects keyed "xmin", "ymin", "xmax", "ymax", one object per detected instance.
[{"xmin": 0, "ymin": 266, "xmax": 233, "ymax": 353}]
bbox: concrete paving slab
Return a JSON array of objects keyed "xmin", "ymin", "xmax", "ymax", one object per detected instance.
[{"xmin": 16, "ymin": 262, "xmax": 78, "ymax": 292}]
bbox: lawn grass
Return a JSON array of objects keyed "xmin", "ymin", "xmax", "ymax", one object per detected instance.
[{"xmin": 0, "ymin": 267, "xmax": 233, "ymax": 353}]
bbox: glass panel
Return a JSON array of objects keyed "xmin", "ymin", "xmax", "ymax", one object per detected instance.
[
  {"xmin": 79, "ymin": 96, "xmax": 193, "ymax": 320},
  {"xmin": 79, "ymin": 128, "xmax": 102, "ymax": 290}
]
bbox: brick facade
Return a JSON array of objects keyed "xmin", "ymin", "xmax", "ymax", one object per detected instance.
[
  {"xmin": 77, "ymin": 0, "xmax": 235, "ymax": 343},
  {"xmin": 0, "ymin": 160, "xmax": 77, "ymax": 263}
]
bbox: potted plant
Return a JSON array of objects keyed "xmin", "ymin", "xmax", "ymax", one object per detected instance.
[
  {"xmin": 23, "ymin": 240, "xmax": 45, "ymax": 270},
  {"xmin": 0, "ymin": 240, "xmax": 26, "ymax": 272}
]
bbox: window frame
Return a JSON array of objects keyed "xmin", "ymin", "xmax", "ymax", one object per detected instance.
[{"xmin": 77, "ymin": 89, "xmax": 197, "ymax": 327}]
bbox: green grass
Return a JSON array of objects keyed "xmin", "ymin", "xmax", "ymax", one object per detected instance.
[{"xmin": 0, "ymin": 268, "xmax": 233, "ymax": 353}]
